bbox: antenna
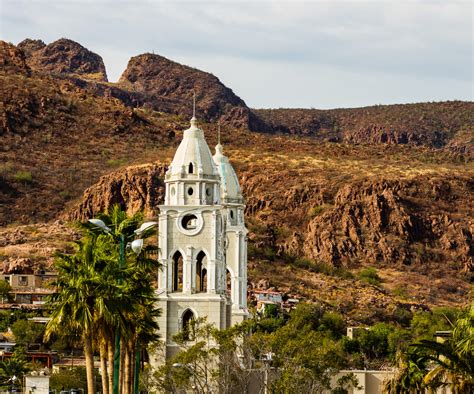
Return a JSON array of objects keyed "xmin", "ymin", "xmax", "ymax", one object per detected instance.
[
  {"xmin": 192, "ymin": 91, "xmax": 196, "ymax": 118},
  {"xmin": 218, "ymin": 121, "xmax": 221, "ymax": 145}
]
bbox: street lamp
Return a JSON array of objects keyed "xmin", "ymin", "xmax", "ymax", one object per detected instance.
[
  {"xmin": 89, "ymin": 218, "xmax": 126, "ymax": 394},
  {"xmin": 131, "ymin": 221, "xmax": 157, "ymax": 394}
]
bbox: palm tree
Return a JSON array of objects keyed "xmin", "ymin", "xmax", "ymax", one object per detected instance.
[
  {"xmin": 0, "ymin": 356, "xmax": 30, "ymax": 391},
  {"xmin": 383, "ymin": 349, "xmax": 428, "ymax": 394},
  {"xmin": 83, "ymin": 205, "xmax": 160, "ymax": 394},
  {"xmin": 413, "ymin": 304, "xmax": 474, "ymax": 393},
  {"xmin": 47, "ymin": 206, "xmax": 160, "ymax": 394},
  {"xmin": 45, "ymin": 236, "xmax": 114, "ymax": 394}
]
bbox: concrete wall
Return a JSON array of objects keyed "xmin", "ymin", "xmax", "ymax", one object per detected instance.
[{"xmin": 25, "ymin": 376, "xmax": 49, "ymax": 394}]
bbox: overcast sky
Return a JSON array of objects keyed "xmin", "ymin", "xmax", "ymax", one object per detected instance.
[{"xmin": 1, "ymin": 0, "xmax": 472, "ymax": 108}]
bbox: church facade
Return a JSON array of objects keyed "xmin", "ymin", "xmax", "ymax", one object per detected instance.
[{"xmin": 155, "ymin": 116, "xmax": 248, "ymax": 358}]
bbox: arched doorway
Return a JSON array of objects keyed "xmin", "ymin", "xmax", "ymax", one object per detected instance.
[
  {"xmin": 182, "ymin": 309, "xmax": 195, "ymax": 340},
  {"xmin": 195, "ymin": 251, "xmax": 208, "ymax": 293},
  {"xmin": 172, "ymin": 251, "xmax": 183, "ymax": 292}
]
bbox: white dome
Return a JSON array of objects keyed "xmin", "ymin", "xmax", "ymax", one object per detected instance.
[
  {"xmin": 168, "ymin": 117, "xmax": 217, "ymax": 178},
  {"xmin": 213, "ymin": 144, "xmax": 243, "ymax": 203}
]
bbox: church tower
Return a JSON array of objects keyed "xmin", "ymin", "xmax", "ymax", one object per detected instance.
[{"xmin": 156, "ymin": 115, "xmax": 248, "ymax": 358}]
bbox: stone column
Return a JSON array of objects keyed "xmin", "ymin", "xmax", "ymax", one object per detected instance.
[{"xmin": 183, "ymin": 246, "xmax": 193, "ymax": 294}]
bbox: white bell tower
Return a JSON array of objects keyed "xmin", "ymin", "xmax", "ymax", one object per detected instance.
[{"xmin": 156, "ymin": 114, "xmax": 247, "ymax": 358}]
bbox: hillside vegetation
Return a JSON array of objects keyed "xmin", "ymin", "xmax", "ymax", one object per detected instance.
[{"xmin": 0, "ymin": 38, "xmax": 472, "ymax": 324}]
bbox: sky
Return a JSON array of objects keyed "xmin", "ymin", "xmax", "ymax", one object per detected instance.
[{"xmin": 1, "ymin": 0, "xmax": 472, "ymax": 109}]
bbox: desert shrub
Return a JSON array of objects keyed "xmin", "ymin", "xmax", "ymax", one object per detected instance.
[
  {"xmin": 59, "ymin": 190, "xmax": 71, "ymax": 199},
  {"xmin": 358, "ymin": 267, "xmax": 381, "ymax": 286},
  {"xmin": 392, "ymin": 285, "xmax": 409, "ymax": 299},
  {"xmin": 392, "ymin": 307, "xmax": 413, "ymax": 326},
  {"xmin": 13, "ymin": 171, "xmax": 33, "ymax": 184},
  {"xmin": 106, "ymin": 158, "xmax": 127, "ymax": 167},
  {"xmin": 308, "ymin": 205, "xmax": 325, "ymax": 217}
]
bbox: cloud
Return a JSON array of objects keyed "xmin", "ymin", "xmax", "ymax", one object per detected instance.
[{"xmin": 1, "ymin": 0, "xmax": 472, "ymax": 108}]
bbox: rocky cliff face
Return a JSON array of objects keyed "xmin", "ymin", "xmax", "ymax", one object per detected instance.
[
  {"xmin": 68, "ymin": 163, "xmax": 473, "ymax": 278},
  {"xmin": 118, "ymin": 53, "xmax": 264, "ymax": 129},
  {"xmin": 67, "ymin": 164, "xmax": 167, "ymax": 221},
  {"xmin": 17, "ymin": 38, "xmax": 108, "ymax": 81},
  {"xmin": 303, "ymin": 179, "xmax": 473, "ymax": 274}
]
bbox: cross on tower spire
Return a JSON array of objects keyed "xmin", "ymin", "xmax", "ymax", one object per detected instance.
[
  {"xmin": 192, "ymin": 91, "xmax": 196, "ymax": 119},
  {"xmin": 218, "ymin": 121, "xmax": 221, "ymax": 145}
]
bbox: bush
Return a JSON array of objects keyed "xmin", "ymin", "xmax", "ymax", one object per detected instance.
[
  {"xmin": 49, "ymin": 367, "xmax": 88, "ymax": 391},
  {"xmin": 13, "ymin": 171, "xmax": 33, "ymax": 184},
  {"xmin": 358, "ymin": 267, "xmax": 381, "ymax": 286}
]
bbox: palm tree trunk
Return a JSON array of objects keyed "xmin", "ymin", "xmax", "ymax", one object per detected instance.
[
  {"xmin": 107, "ymin": 333, "xmax": 115, "ymax": 393},
  {"xmin": 100, "ymin": 340, "xmax": 109, "ymax": 394},
  {"xmin": 84, "ymin": 332, "xmax": 96, "ymax": 394},
  {"xmin": 123, "ymin": 343, "xmax": 131, "ymax": 394},
  {"xmin": 120, "ymin": 338, "xmax": 126, "ymax": 394}
]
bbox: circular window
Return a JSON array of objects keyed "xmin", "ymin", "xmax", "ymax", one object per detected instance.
[
  {"xmin": 177, "ymin": 212, "xmax": 203, "ymax": 236},
  {"xmin": 187, "ymin": 187, "xmax": 194, "ymax": 196},
  {"xmin": 206, "ymin": 187, "xmax": 211, "ymax": 197},
  {"xmin": 170, "ymin": 187, "xmax": 176, "ymax": 196},
  {"xmin": 181, "ymin": 214, "xmax": 198, "ymax": 230}
]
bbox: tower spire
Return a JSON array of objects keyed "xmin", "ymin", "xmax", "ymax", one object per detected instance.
[{"xmin": 190, "ymin": 91, "xmax": 197, "ymax": 128}]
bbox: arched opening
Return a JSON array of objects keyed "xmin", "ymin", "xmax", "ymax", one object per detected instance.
[
  {"xmin": 172, "ymin": 251, "xmax": 183, "ymax": 292},
  {"xmin": 195, "ymin": 251, "xmax": 208, "ymax": 293},
  {"xmin": 226, "ymin": 269, "xmax": 232, "ymax": 297},
  {"xmin": 182, "ymin": 309, "xmax": 195, "ymax": 340},
  {"xmin": 182, "ymin": 214, "xmax": 198, "ymax": 230},
  {"xmin": 188, "ymin": 162, "xmax": 194, "ymax": 174}
]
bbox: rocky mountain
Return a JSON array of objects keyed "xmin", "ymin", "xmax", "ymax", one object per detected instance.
[
  {"xmin": 255, "ymin": 103, "xmax": 474, "ymax": 155},
  {"xmin": 17, "ymin": 38, "xmax": 108, "ymax": 81},
  {"xmin": 118, "ymin": 53, "xmax": 264, "ymax": 129},
  {"xmin": 1, "ymin": 38, "xmax": 472, "ymax": 323}
]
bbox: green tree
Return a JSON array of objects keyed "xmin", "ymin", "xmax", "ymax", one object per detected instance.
[
  {"xmin": 0, "ymin": 349, "xmax": 30, "ymax": 390},
  {"xmin": 0, "ymin": 280, "xmax": 12, "ymax": 303},
  {"xmin": 414, "ymin": 305, "xmax": 474, "ymax": 393},
  {"xmin": 46, "ymin": 206, "xmax": 160, "ymax": 394},
  {"xmin": 383, "ymin": 348, "xmax": 429, "ymax": 394},
  {"xmin": 11, "ymin": 320, "xmax": 44, "ymax": 346}
]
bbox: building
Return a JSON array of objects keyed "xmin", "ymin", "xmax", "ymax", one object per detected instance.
[
  {"xmin": 1, "ymin": 272, "xmax": 56, "ymax": 307},
  {"xmin": 155, "ymin": 115, "xmax": 248, "ymax": 358}
]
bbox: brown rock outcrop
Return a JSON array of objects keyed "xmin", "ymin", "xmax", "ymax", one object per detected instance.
[
  {"xmin": 0, "ymin": 40, "xmax": 30, "ymax": 75},
  {"xmin": 17, "ymin": 39, "xmax": 46, "ymax": 56},
  {"xmin": 19, "ymin": 38, "xmax": 108, "ymax": 81},
  {"xmin": 2, "ymin": 257, "xmax": 35, "ymax": 274},
  {"xmin": 68, "ymin": 164, "xmax": 167, "ymax": 221},
  {"xmin": 303, "ymin": 178, "xmax": 473, "ymax": 271}
]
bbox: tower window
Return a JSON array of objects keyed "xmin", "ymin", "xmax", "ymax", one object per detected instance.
[
  {"xmin": 188, "ymin": 162, "xmax": 194, "ymax": 174},
  {"xmin": 172, "ymin": 251, "xmax": 183, "ymax": 292},
  {"xmin": 170, "ymin": 187, "xmax": 175, "ymax": 196},
  {"xmin": 206, "ymin": 187, "xmax": 211, "ymax": 197},
  {"xmin": 187, "ymin": 187, "xmax": 194, "ymax": 196},
  {"xmin": 230, "ymin": 210, "xmax": 234, "ymax": 219},
  {"xmin": 182, "ymin": 309, "xmax": 195, "ymax": 340},
  {"xmin": 196, "ymin": 251, "xmax": 208, "ymax": 293},
  {"xmin": 182, "ymin": 214, "xmax": 198, "ymax": 230}
]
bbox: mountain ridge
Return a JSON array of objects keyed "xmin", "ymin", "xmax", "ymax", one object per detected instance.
[{"xmin": 1, "ymin": 38, "xmax": 472, "ymax": 323}]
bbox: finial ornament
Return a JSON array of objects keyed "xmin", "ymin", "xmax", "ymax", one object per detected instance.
[
  {"xmin": 192, "ymin": 91, "xmax": 196, "ymax": 119},
  {"xmin": 218, "ymin": 121, "xmax": 221, "ymax": 145}
]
